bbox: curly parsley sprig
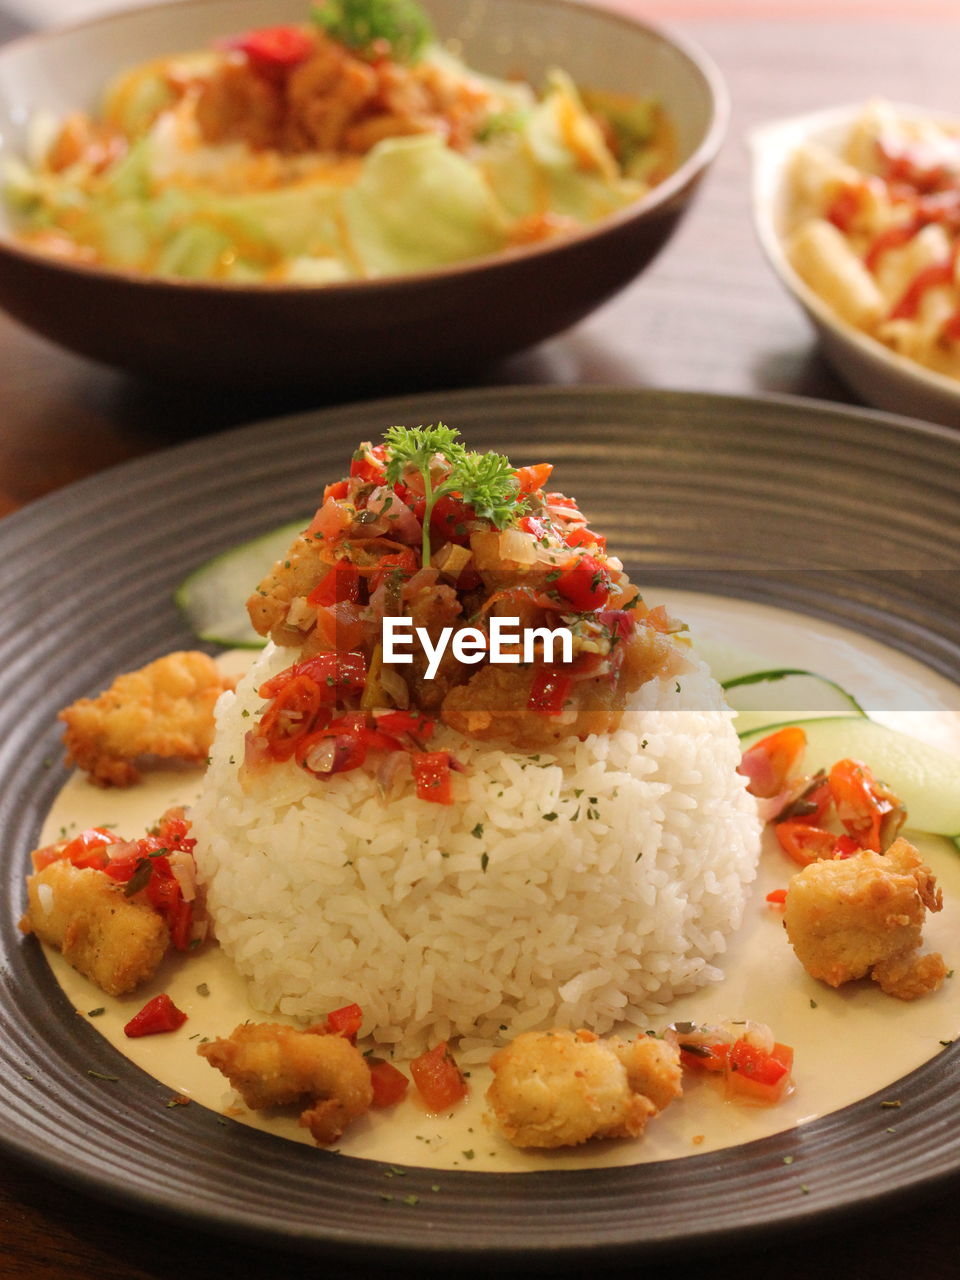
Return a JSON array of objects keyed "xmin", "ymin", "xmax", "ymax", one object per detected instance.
[
  {"xmin": 383, "ymin": 424, "xmax": 522, "ymax": 566},
  {"xmin": 311, "ymin": 0, "xmax": 434, "ymax": 63}
]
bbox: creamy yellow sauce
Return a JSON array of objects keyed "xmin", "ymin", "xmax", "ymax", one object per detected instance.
[{"xmin": 36, "ymin": 592, "xmax": 960, "ymax": 1172}]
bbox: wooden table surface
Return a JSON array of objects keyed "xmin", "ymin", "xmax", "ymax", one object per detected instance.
[{"xmin": 2, "ymin": 4, "xmax": 960, "ymax": 1277}]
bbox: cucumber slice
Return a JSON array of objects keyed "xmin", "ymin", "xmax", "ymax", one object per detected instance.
[
  {"xmin": 174, "ymin": 518, "xmax": 308, "ymax": 648},
  {"xmin": 723, "ymin": 668, "xmax": 865, "ymax": 738},
  {"xmin": 739, "ymin": 716, "xmax": 960, "ymax": 839}
]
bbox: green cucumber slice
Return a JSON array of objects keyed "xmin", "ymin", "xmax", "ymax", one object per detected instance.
[
  {"xmin": 174, "ymin": 518, "xmax": 308, "ymax": 648},
  {"xmin": 723, "ymin": 668, "xmax": 865, "ymax": 738},
  {"xmin": 739, "ymin": 715, "xmax": 960, "ymax": 840}
]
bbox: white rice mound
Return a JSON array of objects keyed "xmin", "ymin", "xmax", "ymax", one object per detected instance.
[{"xmin": 191, "ymin": 643, "xmax": 761, "ymax": 1061}]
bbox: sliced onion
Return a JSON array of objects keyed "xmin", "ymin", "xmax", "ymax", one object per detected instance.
[
  {"xmin": 301, "ymin": 738, "xmax": 339, "ymax": 774},
  {"xmin": 497, "ymin": 527, "xmax": 539, "ymax": 565},
  {"xmin": 368, "ymin": 486, "xmax": 422, "ymax": 545},
  {"xmin": 168, "ymin": 850, "xmax": 197, "ymax": 902}
]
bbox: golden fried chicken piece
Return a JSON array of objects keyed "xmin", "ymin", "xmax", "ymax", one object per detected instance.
[
  {"xmin": 59, "ymin": 651, "xmax": 235, "ymax": 787},
  {"xmin": 783, "ymin": 837, "xmax": 947, "ymax": 1000},
  {"xmin": 486, "ymin": 1028, "xmax": 682, "ymax": 1149},
  {"xmin": 246, "ymin": 531, "xmax": 328, "ymax": 646},
  {"xmin": 19, "ymin": 861, "xmax": 170, "ymax": 996},
  {"xmin": 198, "ymin": 1022, "xmax": 374, "ymax": 1145}
]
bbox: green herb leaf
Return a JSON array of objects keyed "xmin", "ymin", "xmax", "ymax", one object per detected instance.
[
  {"xmin": 447, "ymin": 449, "xmax": 520, "ymax": 530},
  {"xmin": 122, "ymin": 857, "xmax": 153, "ymax": 898},
  {"xmin": 312, "ymin": 0, "xmax": 434, "ymax": 62}
]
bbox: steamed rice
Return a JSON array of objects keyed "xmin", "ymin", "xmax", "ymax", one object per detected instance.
[{"xmin": 191, "ymin": 643, "xmax": 761, "ymax": 1060}]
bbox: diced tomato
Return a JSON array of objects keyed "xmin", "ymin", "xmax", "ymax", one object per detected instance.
[
  {"xmin": 314, "ymin": 600, "xmax": 367, "ymax": 652},
  {"xmin": 410, "ymin": 1041, "xmax": 468, "ymax": 1111},
  {"xmin": 554, "ymin": 554, "xmax": 612, "ymax": 612},
  {"xmin": 514, "ymin": 463, "xmax": 553, "ymax": 498},
  {"xmin": 169, "ymin": 899, "xmax": 193, "ymax": 952},
  {"xmin": 323, "ymin": 478, "xmax": 349, "ymax": 503},
  {"xmin": 738, "ymin": 726, "xmax": 807, "ymax": 799},
  {"xmin": 350, "ymin": 443, "xmax": 388, "ymax": 485},
  {"xmin": 774, "ymin": 820, "xmax": 840, "ymax": 867},
  {"xmin": 411, "ymin": 752, "xmax": 454, "ymax": 804},
  {"xmin": 307, "ymin": 498, "xmax": 354, "ymax": 545},
  {"xmin": 518, "ymin": 514, "xmax": 549, "ymax": 540},
  {"xmin": 678, "ymin": 1041, "xmax": 730, "ymax": 1074},
  {"xmin": 430, "ymin": 495, "xmax": 475, "ymax": 546},
  {"xmin": 828, "ymin": 758, "xmax": 905, "ymax": 852},
  {"xmin": 34, "ymin": 826, "xmax": 117, "ymax": 871},
  {"xmin": 226, "ymin": 24, "xmax": 315, "ymax": 77},
  {"xmin": 368, "ymin": 548, "xmax": 418, "ymax": 593},
  {"xmin": 307, "ymin": 561, "xmax": 361, "ymax": 607},
  {"xmin": 563, "ymin": 525, "xmax": 606, "ymax": 551},
  {"xmin": 527, "ymin": 669, "xmax": 572, "ymax": 715},
  {"xmin": 144, "ymin": 860, "xmax": 180, "ymax": 913},
  {"xmin": 833, "ymin": 834, "xmax": 863, "ymax": 859},
  {"xmin": 325, "ymin": 1002, "xmax": 363, "ymax": 1042},
  {"xmin": 725, "ymin": 1039, "xmax": 793, "ymax": 1105},
  {"xmin": 374, "ymin": 710, "xmax": 434, "ymax": 739},
  {"xmin": 391, "ymin": 481, "xmax": 427, "ymax": 526},
  {"xmin": 368, "ymin": 1058, "xmax": 410, "ymax": 1108},
  {"xmin": 123, "ymin": 993, "xmax": 187, "ymax": 1039}
]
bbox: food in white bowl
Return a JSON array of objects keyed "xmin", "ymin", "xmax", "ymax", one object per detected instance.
[
  {"xmin": 752, "ymin": 100, "xmax": 960, "ymax": 427},
  {"xmin": 4, "ymin": 0, "xmax": 675, "ymax": 283}
]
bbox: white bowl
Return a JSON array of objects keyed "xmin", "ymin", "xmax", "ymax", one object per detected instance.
[{"xmin": 751, "ymin": 102, "xmax": 960, "ymax": 429}]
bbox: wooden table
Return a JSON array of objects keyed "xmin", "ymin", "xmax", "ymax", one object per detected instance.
[{"xmin": 2, "ymin": 4, "xmax": 959, "ymax": 1276}]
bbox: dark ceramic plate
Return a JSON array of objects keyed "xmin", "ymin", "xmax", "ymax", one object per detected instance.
[{"xmin": 1, "ymin": 387, "xmax": 959, "ymax": 1266}]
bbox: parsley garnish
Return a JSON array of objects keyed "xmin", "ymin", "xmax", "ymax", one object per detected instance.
[
  {"xmin": 312, "ymin": 0, "xmax": 434, "ymax": 62},
  {"xmin": 383, "ymin": 424, "xmax": 522, "ymax": 565}
]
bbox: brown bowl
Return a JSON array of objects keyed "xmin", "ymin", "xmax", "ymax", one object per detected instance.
[{"xmin": 0, "ymin": 0, "xmax": 727, "ymax": 390}]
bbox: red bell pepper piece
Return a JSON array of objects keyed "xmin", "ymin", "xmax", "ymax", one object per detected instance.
[
  {"xmin": 123, "ymin": 993, "xmax": 187, "ymax": 1038},
  {"xmin": 307, "ymin": 561, "xmax": 361, "ymax": 607},
  {"xmin": 349, "ymin": 443, "xmax": 389, "ymax": 485},
  {"xmin": 226, "ymin": 25, "xmax": 315, "ymax": 77},
  {"xmin": 514, "ymin": 463, "xmax": 553, "ymax": 497},
  {"xmin": 411, "ymin": 752, "xmax": 454, "ymax": 804},
  {"xmin": 527, "ymin": 669, "xmax": 572, "ymax": 715},
  {"xmin": 369, "ymin": 1059, "xmax": 410, "ymax": 1107},
  {"xmin": 410, "ymin": 1041, "xmax": 467, "ymax": 1111},
  {"xmin": 325, "ymin": 1002, "xmax": 363, "ymax": 1041},
  {"xmin": 554, "ymin": 554, "xmax": 612, "ymax": 612}
]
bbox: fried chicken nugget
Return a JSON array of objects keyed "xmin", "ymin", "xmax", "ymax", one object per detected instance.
[
  {"xmin": 19, "ymin": 860, "xmax": 170, "ymax": 996},
  {"xmin": 486, "ymin": 1028, "xmax": 682, "ymax": 1149},
  {"xmin": 59, "ymin": 650, "xmax": 235, "ymax": 787},
  {"xmin": 199, "ymin": 1022, "xmax": 373, "ymax": 1145},
  {"xmin": 783, "ymin": 837, "xmax": 947, "ymax": 1000}
]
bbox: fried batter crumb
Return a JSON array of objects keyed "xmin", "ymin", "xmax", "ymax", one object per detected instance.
[
  {"xmin": 59, "ymin": 650, "xmax": 235, "ymax": 787},
  {"xmin": 486, "ymin": 1028, "xmax": 682, "ymax": 1149},
  {"xmin": 19, "ymin": 860, "xmax": 169, "ymax": 996},
  {"xmin": 198, "ymin": 1022, "xmax": 374, "ymax": 1145},
  {"xmin": 783, "ymin": 837, "xmax": 947, "ymax": 1000}
]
